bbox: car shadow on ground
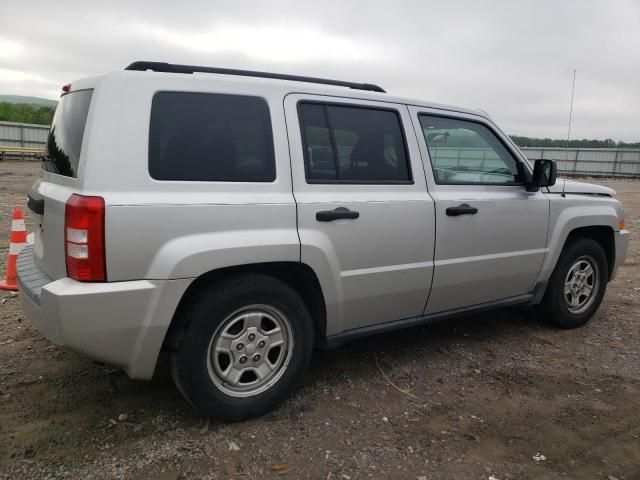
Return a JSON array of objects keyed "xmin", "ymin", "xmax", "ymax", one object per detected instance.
[
  {"xmin": 306, "ymin": 306, "xmax": 540, "ymax": 374},
  {"xmin": 108, "ymin": 305, "xmax": 543, "ymax": 418}
]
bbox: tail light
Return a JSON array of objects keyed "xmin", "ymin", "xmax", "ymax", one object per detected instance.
[{"xmin": 65, "ymin": 194, "xmax": 106, "ymax": 281}]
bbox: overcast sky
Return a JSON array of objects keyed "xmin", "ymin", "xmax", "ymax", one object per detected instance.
[{"xmin": 1, "ymin": 0, "xmax": 639, "ymax": 141}]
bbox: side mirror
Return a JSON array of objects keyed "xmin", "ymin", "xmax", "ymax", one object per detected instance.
[
  {"xmin": 527, "ymin": 159, "xmax": 557, "ymax": 192},
  {"xmin": 427, "ymin": 132, "xmax": 449, "ymax": 143}
]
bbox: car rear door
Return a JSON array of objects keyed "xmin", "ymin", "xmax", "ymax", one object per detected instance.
[
  {"xmin": 409, "ymin": 107, "xmax": 550, "ymax": 314},
  {"xmin": 285, "ymin": 94, "xmax": 435, "ymax": 335}
]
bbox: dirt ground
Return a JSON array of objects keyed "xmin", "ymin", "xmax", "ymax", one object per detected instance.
[{"xmin": 0, "ymin": 160, "xmax": 638, "ymax": 480}]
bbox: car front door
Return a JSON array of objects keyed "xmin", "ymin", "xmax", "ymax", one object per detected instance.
[
  {"xmin": 410, "ymin": 107, "xmax": 550, "ymax": 314},
  {"xmin": 285, "ymin": 95, "xmax": 435, "ymax": 335}
]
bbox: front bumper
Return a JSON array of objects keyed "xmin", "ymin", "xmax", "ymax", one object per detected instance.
[
  {"xmin": 611, "ymin": 229, "xmax": 630, "ymax": 280},
  {"xmin": 16, "ymin": 245, "xmax": 191, "ymax": 379}
]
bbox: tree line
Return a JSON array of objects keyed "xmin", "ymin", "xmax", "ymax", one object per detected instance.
[
  {"xmin": 0, "ymin": 102, "xmax": 55, "ymax": 125},
  {"xmin": 510, "ymin": 136, "xmax": 640, "ymax": 149}
]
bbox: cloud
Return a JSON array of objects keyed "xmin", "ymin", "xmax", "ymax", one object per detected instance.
[
  {"xmin": 133, "ymin": 22, "xmax": 384, "ymax": 63},
  {"xmin": 0, "ymin": 37, "xmax": 25, "ymax": 60},
  {"xmin": 0, "ymin": 68, "xmax": 49, "ymax": 84},
  {"xmin": 0, "ymin": 0, "xmax": 638, "ymax": 140}
]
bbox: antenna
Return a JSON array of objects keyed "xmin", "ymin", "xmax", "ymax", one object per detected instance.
[{"xmin": 566, "ymin": 69, "xmax": 576, "ymax": 147}]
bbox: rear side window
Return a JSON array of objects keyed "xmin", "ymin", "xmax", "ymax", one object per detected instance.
[
  {"xmin": 44, "ymin": 89, "xmax": 93, "ymax": 178},
  {"xmin": 149, "ymin": 92, "xmax": 275, "ymax": 182},
  {"xmin": 298, "ymin": 103, "xmax": 411, "ymax": 183}
]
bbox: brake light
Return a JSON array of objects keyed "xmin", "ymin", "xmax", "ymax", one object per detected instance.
[{"xmin": 65, "ymin": 194, "xmax": 106, "ymax": 281}]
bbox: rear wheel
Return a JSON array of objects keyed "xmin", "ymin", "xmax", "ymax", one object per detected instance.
[
  {"xmin": 171, "ymin": 274, "xmax": 314, "ymax": 420},
  {"xmin": 536, "ymin": 237, "xmax": 608, "ymax": 329}
]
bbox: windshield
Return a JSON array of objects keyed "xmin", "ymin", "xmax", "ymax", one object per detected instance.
[{"xmin": 43, "ymin": 89, "xmax": 93, "ymax": 178}]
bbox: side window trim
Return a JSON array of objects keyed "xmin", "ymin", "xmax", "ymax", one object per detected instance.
[
  {"xmin": 418, "ymin": 111, "xmax": 527, "ymax": 187},
  {"xmin": 297, "ymin": 100, "xmax": 414, "ymax": 185}
]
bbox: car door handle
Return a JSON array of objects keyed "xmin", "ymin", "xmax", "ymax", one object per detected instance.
[
  {"xmin": 446, "ymin": 203, "xmax": 478, "ymax": 216},
  {"xmin": 316, "ymin": 207, "xmax": 360, "ymax": 222}
]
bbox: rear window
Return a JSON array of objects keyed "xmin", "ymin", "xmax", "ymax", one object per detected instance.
[
  {"xmin": 43, "ymin": 89, "xmax": 93, "ymax": 178},
  {"xmin": 149, "ymin": 92, "xmax": 276, "ymax": 182}
]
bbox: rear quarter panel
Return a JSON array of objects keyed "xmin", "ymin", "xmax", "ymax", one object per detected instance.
[
  {"xmin": 105, "ymin": 200, "xmax": 299, "ymax": 280},
  {"xmin": 81, "ymin": 72, "xmax": 300, "ymax": 281}
]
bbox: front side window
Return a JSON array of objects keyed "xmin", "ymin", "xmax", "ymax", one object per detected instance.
[
  {"xmin": 299, "ymin": 103, "xmax": 411, "ymax": 183},
  {"xmin": 149, "ymin": 92, "xmax": 275, "ymax": 182},
  {"xmin": 419, "ymin": 115, "xmax": 523, "ymax": 185}
]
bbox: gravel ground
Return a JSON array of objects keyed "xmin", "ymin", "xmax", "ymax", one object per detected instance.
[{"xmin": 0, "ymin": 160, "xmax": 639, "ymax": 480}]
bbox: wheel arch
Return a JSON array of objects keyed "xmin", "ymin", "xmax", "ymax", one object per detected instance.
[
  {"xmin": 539, "ymin": 202, "xmax": 620, "ymax": 285},
  {"xmin": 535, "ymin": 225, "xmax": 614, "ymax": 328},
  {"xmin": 564, "ymin": 225, "xmax": 615, "ymax": 280},
  {"xmin": 163, "ymin": 262, "xmax": 327, "ymax": 352}
]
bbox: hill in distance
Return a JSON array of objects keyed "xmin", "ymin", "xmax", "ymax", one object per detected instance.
[
  {"xmin": 0, "ymin": 96, "xmax": 57, "ymax": 125},
  {"xmin": 0, "ymin": 95, "xmax": 57, "ymax": 107}
]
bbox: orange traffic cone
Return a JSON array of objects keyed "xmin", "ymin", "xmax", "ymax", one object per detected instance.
[{"xmin": 0, "ymin": 206, "xmax": 27, "ymax": 291}]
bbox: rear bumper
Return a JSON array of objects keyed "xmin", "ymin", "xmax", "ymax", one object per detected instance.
[
  {"xmin": 611, "ymin": 229, "xmax": 629, "ymax": 280},
  {"xmin": 17, "ymin": 245, "xmax": 191, "ymax": 379}
]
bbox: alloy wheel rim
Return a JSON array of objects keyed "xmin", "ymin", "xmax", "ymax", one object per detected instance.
[
  {"xmin": 206, "ymin": 305, "xmax": 294, "ymax": 398},
  {"xmin": 564, "ymin": 256, "xmax": 599, "ymax": 315}
]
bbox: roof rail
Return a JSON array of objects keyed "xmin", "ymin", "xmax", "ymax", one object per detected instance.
[{"xmin": 125, "ymin": 61, "xmax": 386, "ymax": 93}]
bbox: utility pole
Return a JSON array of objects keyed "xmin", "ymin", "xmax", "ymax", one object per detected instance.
[{"xmin": 566, "ymin": 69, "xmax": 576, "ymax": 147}]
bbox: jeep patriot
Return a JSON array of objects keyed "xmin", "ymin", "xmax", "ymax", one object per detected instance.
[{"xmin": 17, "ymin": 61, "xmax": 629, "ymax": 419}]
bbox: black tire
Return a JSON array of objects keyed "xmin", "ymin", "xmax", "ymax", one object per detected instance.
[
  {"xmin": 171, "ymin": 273, "xmax": 314, "ymax": 420},
  {"xmin": 536, "ymin": 237, "xmax": 608, "ymax": 329}
]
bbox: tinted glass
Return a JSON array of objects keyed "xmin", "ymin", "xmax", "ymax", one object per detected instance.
[
  {"xmin": 298, "ymin": 104, "xmax": 336, "ymax": 181},
  {"xmin": 299, "ymin": 103, "xmax": 411, "ymax": 183},
  {"xmin": 419, "ymin": 115, "xmax": 522, "ymax": 185},
  {"xmin": 149, "ymin": 92, "xmax": 275, "ymax": 181},
  {"xmin": 43, "ymin": 89, "xmax": 93, "ymax": 178}
]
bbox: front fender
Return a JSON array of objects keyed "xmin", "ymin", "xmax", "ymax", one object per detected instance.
[{"xmin": 538, "ymin": 196, "xmax": 621, "ymax": 282}]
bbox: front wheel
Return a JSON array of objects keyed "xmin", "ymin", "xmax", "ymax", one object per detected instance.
[
  {"xmin": 536, "ymin": 237, "xmax": 608, "ymax": 329},
  {"xmin": 171, "ymin": 274, "xmax": 314, "ymax": 420}
]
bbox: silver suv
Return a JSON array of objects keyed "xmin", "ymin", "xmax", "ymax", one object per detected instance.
[{"xmin": 18, "ymin": 61, "xmax": 629, "ymax": 420}]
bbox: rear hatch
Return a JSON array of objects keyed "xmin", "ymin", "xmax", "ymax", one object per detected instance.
[{"xmin": 29, "ymin": 88, "xmax": 93, "ymax": 280}]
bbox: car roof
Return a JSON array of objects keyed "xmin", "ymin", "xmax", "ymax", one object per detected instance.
[{"xmin": 70, "ymin": 68, "xmax": 490, "ymax": 120}]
